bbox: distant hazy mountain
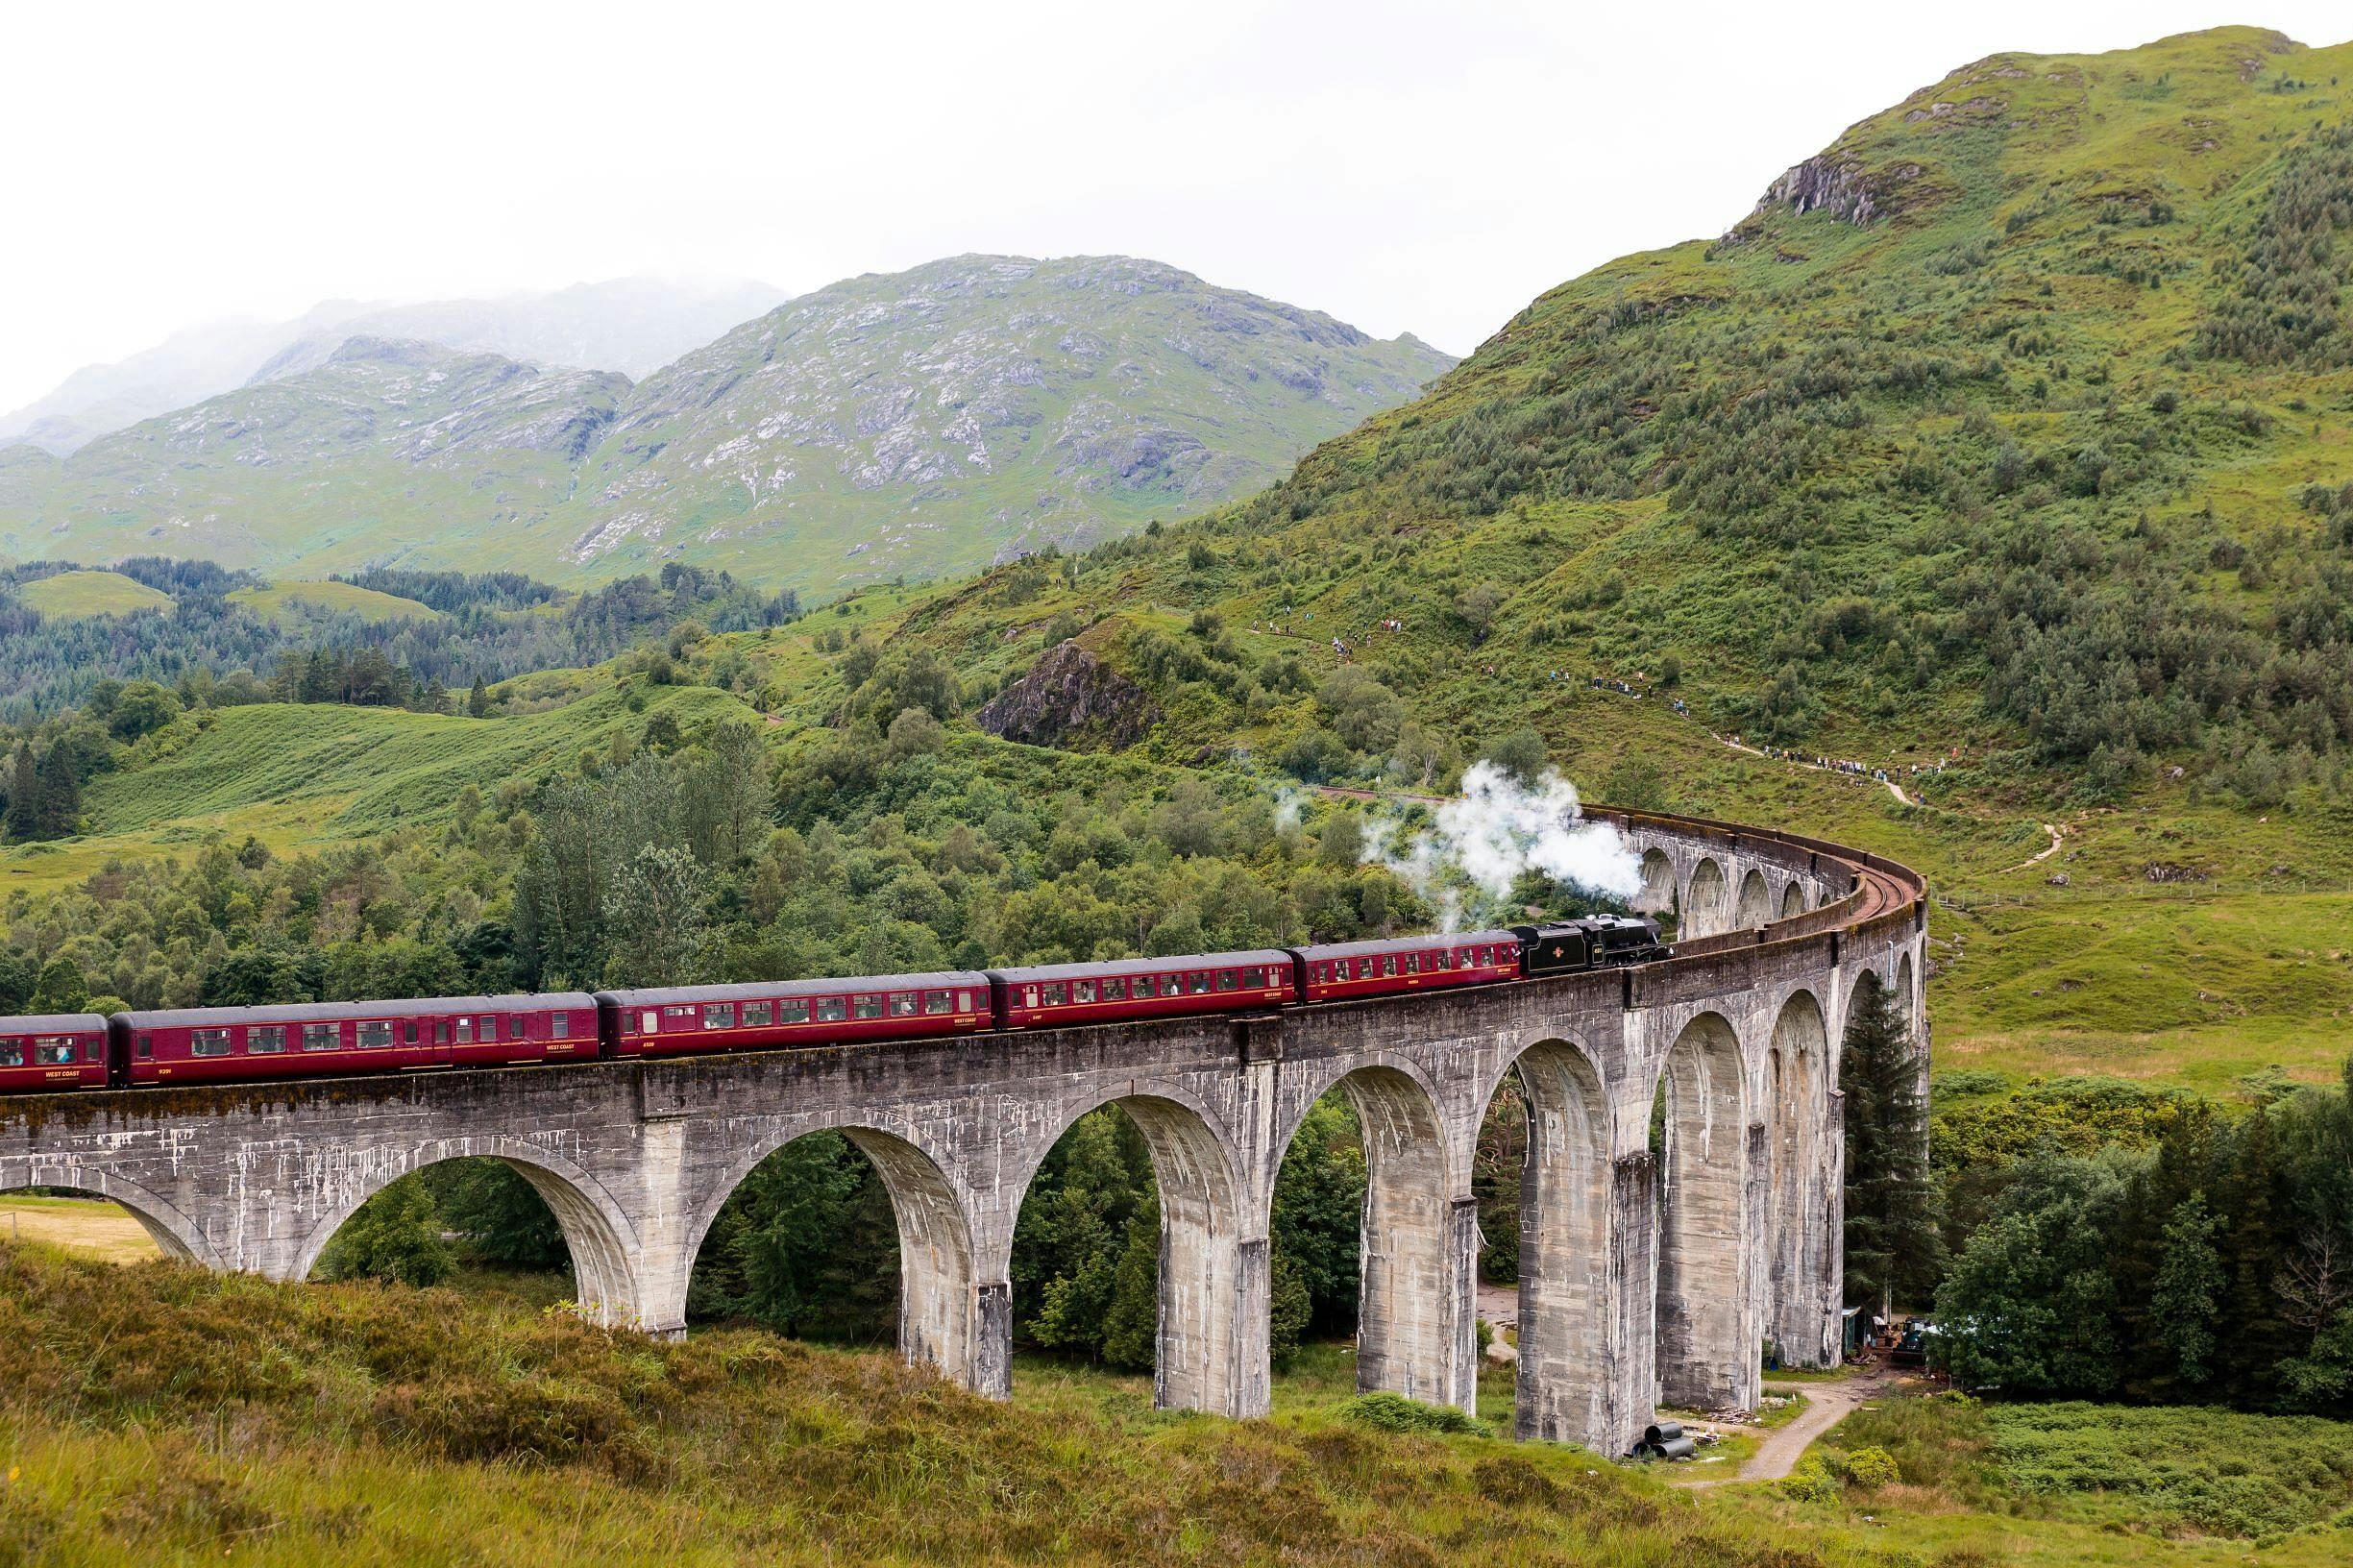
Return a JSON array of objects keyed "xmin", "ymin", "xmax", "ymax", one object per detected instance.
[
  {"xmin": 0, "ymin": 277, "xmax": 785, "ymax": 455},
  {"xmin": 243, "ymin": 277, "xmax": 792, "ymax": 386},
  {"xmin": 0, "ymin": 257, "xmax": 1455, "ymax": 594}
]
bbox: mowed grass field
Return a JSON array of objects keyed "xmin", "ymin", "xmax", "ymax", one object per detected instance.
[
  {"xmin": 226, "ymin": 579, "xmax": 440, "ymax": 625},
  {"xmin": 17, "ymin": 570, "xmax": 173, "ymax": 619},
  {"xmin": 0, "ymin": 1195, "xmax": 159, "ymax": 1264},
  {"xmin": 0, "ymin": 681, "xmax": 758, "ymax": 894}
]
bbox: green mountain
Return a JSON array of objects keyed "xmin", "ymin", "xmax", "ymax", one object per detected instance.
[
  {"xmin": 897, "ymin": 27, "xmax": 2353, "ymax": 804},
  {"xmin": 0, "ymin": 257, "xmax": 1453, "ymax": 596}
]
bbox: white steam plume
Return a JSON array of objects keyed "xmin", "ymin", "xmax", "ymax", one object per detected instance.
[{"xmin": 1362, "ymin": 763, "xmax": 1641, "ymax": 928}]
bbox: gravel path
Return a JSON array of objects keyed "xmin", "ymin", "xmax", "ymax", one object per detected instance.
[{"xmin": 1676, "ymin": 1365, "xmax": 1892, "ymax": 1487}]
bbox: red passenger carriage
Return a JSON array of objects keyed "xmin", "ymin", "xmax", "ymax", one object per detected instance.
[
  {"xmin": 987, "ymin": 950, "xmax": 1296, "ymax": 1030},
  {"xmin": 1291, "ymin": 930, "xmax": 1521, "ymax": 1004},
  {"xmin": 111, "ymin": 993, "xmax": 599, "ymax": 1086},
  {"xmin": 0, "ymin": 1014, "xmax": 110, "ymax": 1093},
  {"xmin": 597, "ymin": 972, "xmax": 993, "ymax": 1058}
]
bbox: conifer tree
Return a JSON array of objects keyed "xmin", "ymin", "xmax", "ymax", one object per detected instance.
[
  {"xmin": 1841, "ymin": 983, "xmax": 1939, "ymax": 1312},
  {"xmin": 32, "ymin": 748, "xmax": 79, "ymax": 839},
  {"xmin": 2, "ymin": 744, "xmax": 35, "ymax": 843}
]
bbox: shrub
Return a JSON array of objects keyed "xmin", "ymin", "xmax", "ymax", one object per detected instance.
[
  {"xmin": 1837, "ymin": 1445, "xmax": 1901, "ymax": 1489},
  {"xmin": 1779, "ymin": 1457, "xmax": 1843, "ymax": 1504},
  {"xmin": 1337, "ymin": 1392, "xmax": 1484, "ymax": 1436}
]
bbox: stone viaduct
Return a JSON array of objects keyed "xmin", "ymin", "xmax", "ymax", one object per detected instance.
[{"xmin": 0, "ymin": 808, "xmax": 1925, "ymax": 1458}]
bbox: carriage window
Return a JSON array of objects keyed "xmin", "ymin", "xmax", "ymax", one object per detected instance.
[
  {"xmin": 0, "ymin": 1039, "xmax": 21, "ymax": 1066},
  {"xmin": 455, "ymin": 1017, "xmax": 474, "ymax": 1044},
  {"xmin": 1382, "ymin": 955, "xmax": 1398, "ymax": 976},
  {"xmin": 357, "ymin": 1021, "xmax": 394, "ymax": 1050},
  {"xmin": 852, "ymin": 995, "xmax": 884, "ymax": 1020},
  {"xmin": 1359, "ymin": 958, "xmax": 1379, "ymax": 979},
  {"xmin": 1400, "ymin": 953, "xmax": 1418, "ymax": 974},
  {"xmin": 404, "ymin": 1020, "xmax": 419, "ymax": 1045},
  {"xmin": 703, "ymin": 1003, "xmax": 735, "ymax": 1029},
  {"xmin": 35, "ymin": 1037, "xmax": 77, "ymax": 1065},
  {"xmin": 1215, "ymin": 969, "xmax": 1238, "ymax": 992},
  {"xmin": 1099, "ymin": 977, "xmax": 1125, "ymax": 1001},
  {"xmin": 191, "ymin": 1028, "xmax": 233, "ymax": 1057},
  {"xmin": 550, "ymin": 1012, "xmax": 569, "ymax": 1039},
  {"xmin": 890, "ymin": 992, "xmax": 919, "ymax": 1017},
  {"xmin": 249, "ymin": 1026, "xmax": 287, "ymax": 1054},
  {"xmin": 817, "ymin": 996, "xmax": 848, "ymax": 1022},
  {"xmin": 1042, "ymin": 983, "xmax": 1066, "ymax": 1007},
  {"xmin": 919, "ymin": 991, "xmax": 951, "ymax": 1015},
  {"xmin": 744, "ymin": 1001, "xmax": 774, "ymax": 1027},
  {"xmin": 480, "ymin": 1017, "xmax": 500, "ymax": 1041},
  {"xmin": 1072, "ymin": 980, "xmax": 1095, "ymax": 1004},
  {"xmin": 1242, "ymin": 966, "xmax": 1265, "ymax": 988},
  {"xmin": 136, "ymin": 1036, "xmax": 152, "ymax": 1060},
  {"xmin": 304, "ymin": 1023, "xmax": 339, "ymax": 1051},
  {"xmin": 1188, "ymin": 971, "xmax": 1213, "ymax": 994}
]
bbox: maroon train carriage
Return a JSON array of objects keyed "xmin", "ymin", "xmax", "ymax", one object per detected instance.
[
  {"xmin": 1292, "ymin": 931, "xmax": 1522, "ymax": 1005},
  {"xmin": 597, "ymin": 972, "xmax": 993, "ymax": 1058},
  {"xmin": 111, "ymin": 993, "xmax": 600, "ymax": 1086},
  {"xmin": 988, "ymin": 950, "xmax": 1297, "ymax": 1031},
  {"xmin": 0, "ymin": 1013, "xmax": 110, "ymax": 1093}
]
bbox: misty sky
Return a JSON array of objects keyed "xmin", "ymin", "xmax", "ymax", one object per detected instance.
[{"xmin": 5, "ymin": 2, "xmax": 2347, "ymax": 414}]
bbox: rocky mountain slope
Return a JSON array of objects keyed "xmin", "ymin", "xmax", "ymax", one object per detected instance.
[
  {"xmin": 0, "ymin": 277, "xmax": 783, "ymax": 455},
  {"xmin": 882, "ymin": 27, "xmax": 2352, "ymax": 808},
  {"xmin": 0, "ymin": 257, "xmax": 1450, "ymax": 594}
]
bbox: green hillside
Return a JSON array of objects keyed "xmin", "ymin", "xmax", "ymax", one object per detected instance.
[
  {"xmin": 227, "ymin": 579, "xmax": 442, "ymax": 625},
  {"xmin": 0, "ymin": 259, "xmax": 1453, "ymax": 598},
  {"xmin": 16, "ymin": 569, "xmax": 172, "ymax": 619}
]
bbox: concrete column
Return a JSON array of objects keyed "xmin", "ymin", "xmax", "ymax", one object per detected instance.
[
  {"xmin": 1511, "ymin": 1043, "xmax": 1614, "ymax": 1450},
  {"xmin": 971, "ymin": 1280, "xmax": 1014, "ymax": 1398},
  {"xmin": 1603, "ymin": 1150, "xmax": 1657, "ymax": 1458},
  {"xmin": 1444, "ymin": 1193, "xmax": 1482, "ymax": 1412},
  {"xmin": 1344, "ymin": 1068, "xmax": 1455, "ymax": 1408},
  {"xmin": 1654, "ymin": 1017, "xmax": 1756, "ymax": 1414}
]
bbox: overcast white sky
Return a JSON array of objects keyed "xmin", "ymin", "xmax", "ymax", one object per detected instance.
[{"xmin": 3, "ymin": 1, "xmax": 2347, "ymax": 412}]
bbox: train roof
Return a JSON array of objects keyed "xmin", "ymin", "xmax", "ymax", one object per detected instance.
[
  {"xmin": 597, "ymin": 972, "xmax": 990, "ymax": 1007},
  {"xmin": 989, "ymin": 949, "xmax": 1294, "ymax": 985},
  {"xmin": 0, "ymin": 1013, "xmax": 111, "ymax": 1034},
  {"xmin": 1293, "ymin": 930, "xmax": 1520, "ymax": 962},
  {"xmin": 115, "ymin": 993, "xmax": 599, "ymax": 1028}
]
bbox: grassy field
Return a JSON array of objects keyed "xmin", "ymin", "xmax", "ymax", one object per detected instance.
[
  {"xmin": 0, "ymin": 1196, "xmax": 159, "ymax": 1264},
  {"xmin": 5, "ymin": 1238, "xmax": 2351, "ymax": 1566},
  {"xmin": 227, "ymin": 579, "xmax": 440, "ymax": 625},
  {"xmin": 17, "ymin": 570, "xmax": 172, "ymax": 619},
  {"xmin": 0, "ymin": 681, "xmax": 757, "ymax": 895}
]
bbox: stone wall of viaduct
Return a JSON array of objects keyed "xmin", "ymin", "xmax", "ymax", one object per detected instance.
[{"xmin": 0, "ymin": 808, "xmax": 1926, "ymax": 1458}]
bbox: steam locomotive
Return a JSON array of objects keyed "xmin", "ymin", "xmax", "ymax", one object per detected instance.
[{"xmin": 0, "ymin": 916, "xmax": 1666, "ymax": 1094}]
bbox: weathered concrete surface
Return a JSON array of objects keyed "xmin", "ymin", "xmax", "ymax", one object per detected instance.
[{"xmin": 0, "ymin": 810, "xmax": 1926, "ymax": 1458}]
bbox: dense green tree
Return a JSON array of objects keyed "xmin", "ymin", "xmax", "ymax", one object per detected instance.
[
  {"xmin": 2151, "ymin": 1192, "xmax": 2225, "ymax": 1385},
  {"xmin": 317, "ymin": 1175, "xmax": 453, "ymax": 1287},
  {"xmin": 1842, "ymin": 985, "xmax": 1940, "ymax": 1312}
]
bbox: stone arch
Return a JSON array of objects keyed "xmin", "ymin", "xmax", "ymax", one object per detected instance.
[
  {"xmin": 1684, "ymin": 857, "xmax": 1728, "ymax": 938},
  {"xmin": 1490, "ymin": 1036, "xmax": 1613, "ymax": 1445},
  {"xmin": 1017, "ymin": 1087, "xmax": 1252, "ymax": 1415},
  {"xmin": 1894, "ymin": 950, "xmax": 1919, "ymax": 1039},
  {"xmin": 1654, "ymin": 1011, "xmax": 1752, "ymax": 1411},
  {"xmin": 1779, "ymin": 879, "xmax": 1806, "ymax": 919},
  {"xmin": 1763, "ymin": 991, "xmax": 1829, "ymax": 1367},
  {"xmin": 1841, "ymin": 966, "xmax": 1889, "ymax": 1067},
  {"xmin": 290, "ymin": 1139, "xmax": 642, "ymax": 1328},
  {"xmin": 0, "ymin": 1165, "xmax": 219, "ymax": 1268},
  {"xmin": 1734, "ymin": 868, "xmax": 1773, "ymax": 929},
  {"xmin": 1636, "ymin": 848, "xmax": 1677, "ymax": 915},
  {"xmin": 1273, "ymin": 1061, "xmax": 1453, "ymax": 1405},
  {"xmin": 680, "ymin": 1119, "xmax": 978, "ymax": 1382}
]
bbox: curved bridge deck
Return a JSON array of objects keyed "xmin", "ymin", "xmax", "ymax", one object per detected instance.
[{"xmin": 0, "ymin": 807, "xmax": 1925, "ymax": 1457}]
